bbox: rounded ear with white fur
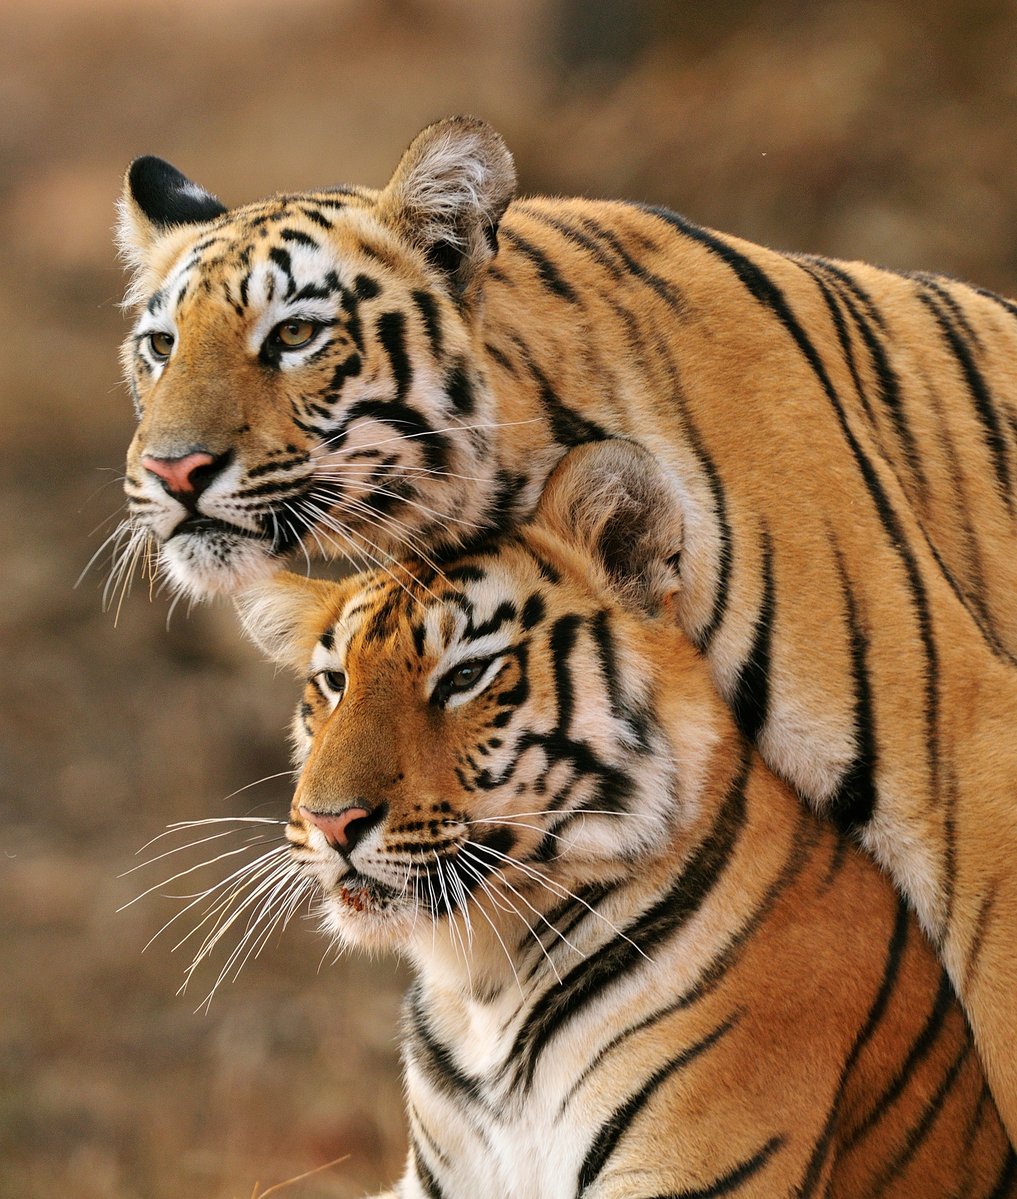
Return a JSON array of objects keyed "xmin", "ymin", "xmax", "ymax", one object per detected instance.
[
  {"xmin": 234, "ymin": 573, "xmax": 339, "ymax": 673},
  {"xmin": 117, "ymin": 156, "xmax": 227, "ymax": 269},
  {"xmin": 377, "ymin": 115, "xmax": 516, "ymax": 302},
  {"xmin": 531, "ymin": 441, "xmax": 685, "ymax": 614}
]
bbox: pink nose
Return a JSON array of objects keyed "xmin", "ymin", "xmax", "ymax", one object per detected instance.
[
  {"xmin": 299, "ymin": 805, "xmax": 372, "ymax": 851},
  {"xmin": 141, "ymin": 451, "xmax": 216, "ymax": 495}
]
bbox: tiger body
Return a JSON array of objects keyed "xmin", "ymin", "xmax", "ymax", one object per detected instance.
[
  {"xmin": 239, "ymin": 442, "xmax": 1015, "ymax": 1198},
  {"xmin": 118, "ymin": 119, "xmax": 1017, "ymax": 1134}
]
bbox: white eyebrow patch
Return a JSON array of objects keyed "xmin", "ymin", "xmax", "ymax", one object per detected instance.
[
  {"xmin": 421, "ymin": 570, "xmax": 521, "ymax": 698},
  {"xmin": 244, "ymin": 248, "xmax": 345, "ymax": 357}
]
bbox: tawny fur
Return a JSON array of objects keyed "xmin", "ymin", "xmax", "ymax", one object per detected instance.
[
  {"xmin": 239, "ymin": 442, "xmax": 1015, "ymax": 1198},
  {"xmin": 119, "ymin": 119, "xmax": 1017, "ymax": 1137}
]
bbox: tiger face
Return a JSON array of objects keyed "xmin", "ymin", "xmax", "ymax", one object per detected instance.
[
  {"xmin": 238, "ymin": 441, "xmax": 699, "ymax": 963},
  {"xmin": 118, "ymin": 120, "xmax": 519, "ymax": 597}
]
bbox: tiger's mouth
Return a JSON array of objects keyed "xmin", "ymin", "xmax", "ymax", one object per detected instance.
[
  {"xmin": 169, "ymin": 511, "xmax": 307, "ymax": 557},
  {"xmin": 171, "ymin": 514, "xmax": 266, "ymax": 540},
  {"xmin": 330, "ymin": 870, "xmax": 403, "ymax": 914}
]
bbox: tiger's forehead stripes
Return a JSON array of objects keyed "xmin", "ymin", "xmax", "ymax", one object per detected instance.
[{"xmin": 327, "ymin": 555, "xmax": 547, "ymax": 670}]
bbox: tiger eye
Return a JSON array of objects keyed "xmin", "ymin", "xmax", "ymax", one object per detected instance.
[
  {"xmin": 148, "ymin": 331, "xmax": 174, "ymax": 359},
  {"xmin": 319, "ymin": 669, "xmax": 347, "ymax": 697},
  {"xmin": 273, "ymin": 319, "xmax": 317, "ymax": 349},
  {"xmin": 450, "ymin": 662, "xmax": 484, "ymax": 689}
]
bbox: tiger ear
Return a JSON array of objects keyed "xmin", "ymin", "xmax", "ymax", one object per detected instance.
[
  {"xmin": 378, "ymin": 116, "xmax": 516, "ymax": 301},
  {"xmin": 234, "ymin": 572, "xmax": 340, "ymax": 673},
  {"xmin": 531, "ymin": 441, "xmax": 685, "ymax": 615},
  {"xmin": 117, "ymin": 156, "xmax": 227, "ymax": 268}
]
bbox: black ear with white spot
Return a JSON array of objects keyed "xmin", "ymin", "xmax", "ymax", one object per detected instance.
[
  {"xmin": 117, "ymin": 156, "xmax": 227, "ymax": 266},
  {"xmin": 531, "ymin": 441, "xmax": 685, "ymax": 615},
  {"xmin": 379, "ymin": 116, "xmax": 516, "ymax": 302}
]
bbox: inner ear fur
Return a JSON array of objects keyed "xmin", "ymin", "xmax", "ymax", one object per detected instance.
[
  {"xmin": 532, "ymin": 441, "xmax": 685, "ymax": 614},
  {"xmin": 234, "ymin": 572, "xmax": 340, "ymax": 673},
  {"xmin": 377, "ymin": 115, "xmax": 516, "ymax": 301}
]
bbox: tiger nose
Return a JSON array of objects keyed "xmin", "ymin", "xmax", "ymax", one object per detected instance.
[
  {"xmin": 140, "ymin": 450, "xmax": 226, "ymax": 499},
  {"xmin": 299, "ymin": 805, "xmax": 378, "ymax": 853}
]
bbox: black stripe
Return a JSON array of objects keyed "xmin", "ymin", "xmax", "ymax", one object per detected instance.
[
  {"xmin": 975, "ymin": 284, "xmax": 1017, "ymax": 324},
  {"xmin": 506, "ymin": 751, "xmax": 750, "ymax": 1091},
  {"xmin": 412, "ymin": 1138, "xmax": 446, "ymax": 1199},
  {"xmin": 353, "ymin": 273, "xmax": 380, "ymax": 301},
  {"xmin": 514, "ymin": 206, "xmax": 625, "ymax": 278},
  {"xmin": 823, "ymin": 265, "xmax": 931, "ymax": 499},
  {"xmin": 300, "ymin": 206, "xmax": 333, "ymax": 230},
  {"xmin": 798, "ymin": 261, "xmax": 876, "ymax": 425},
  {"xmin": 640, "ymin": 1134, "xmax": 785, "ymax": 1199},
  {"xmin": 639, "ymin": 203, "xmax": 941, "ymax": 816},
  {"xmin": 444, "ymin": 358, "xmax": 476, "ymax": 415},
  {"xmin": 643, "ymin": 324, "xmax": 733, "ymax": 651},
  {"xmin": 342, "ymin": 399, "xmax": 448, "ymax": 472},
  {"xmin": 405, "ymin": 984, "xmax": 485, "ymax": 1105},
  {"xmin": 985, "ymin": 1147, "xmax": 1017, "ymax": 1199},
  {"xmin": 520, "ymin": 592, "xmax": 545, "ymax": 630},
  {"xmin": 824, "ymin": 537, "xmax": 878, "ymax": 831},
  {"xmin": 873, "ymin": 1034, "xmax": 973, "ymax": 1190},
  {"xmin": 516, "ymin": 344, "xmax": 610, "ymax": 446},
  {"xmin": 590, "ymin": 609, "xmax": 651, "ymax": 749},
  {"xmin": 575, "ymin": 213, "xmax": 687, "ymax": 312},
  {"xmin": 268, "ymin": 246, "xmax": 296, "ymax": 298},
  {"xmin": 677, "ymin": 796, "xmax": 821, "ymax": 1009},
  {"xmin": 919, "ymin": 290, "xmax": 1014, "ymax": 513},
  {"xmin": 801, "ymin": 254, "xmax": 886, "ymax": 329},
  {"xmin": 280, "ymin": 228, "xmax": 319, "ymax": 249},
  {"xmin": 501, "ymin": 227, "xmax": 579, "ymax": 302},
  {"xmin": 797, "ymin": 896, "xmax": 911, "ymax": 1198},
  {"xmin": 411, "ymin": 289, "xmax": 444, "ymax": 357},
  {"xmin": 729, "ymin": 531, "xmax": 774, "ymax": 744},
  {"xmin": 841, "ymin": 968, "xmax": 955, "ymax": 1153},
  {"xmin": 576, "ymin": 1015, "xmax": 741, "ymax": 1195},
  {"xmin": 549, "ymin": 613, "xmax": 583, "ymax": 732},
  {"xmin": 377, "ymin": 310, "xmax": 413, "ymax": 401}
]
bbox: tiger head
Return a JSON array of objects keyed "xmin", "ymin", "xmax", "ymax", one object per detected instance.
[
  {"xmin": 238, "ymin": 442, "xmax": 729, "ymax": 968},
  {"xmin": 117, "ymin": 117, "xmax": 519, "ymax": 599}
]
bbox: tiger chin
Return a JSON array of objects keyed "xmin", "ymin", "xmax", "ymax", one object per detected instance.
[{"xmin": 238, "ymin": 442, "xmax": 1016, "ymax": 1199}]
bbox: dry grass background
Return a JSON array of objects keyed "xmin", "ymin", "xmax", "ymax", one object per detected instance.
[{"xmin": 2, "ymin": 0, "xmax": 1016, "ymax": 1195}]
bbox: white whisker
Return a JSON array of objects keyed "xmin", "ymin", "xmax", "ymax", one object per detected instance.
[{"xmin": 463, "ymin": 841, "xmax": 650, "ymax": 963}]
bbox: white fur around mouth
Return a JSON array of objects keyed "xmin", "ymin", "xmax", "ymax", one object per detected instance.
[{"xmin": 161, "ymin": 530, "xmax": 278, "ymax": 598}]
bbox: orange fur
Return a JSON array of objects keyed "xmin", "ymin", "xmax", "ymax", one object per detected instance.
[
  {"xmin": 119, "ymin": 119, "xmax": 1017, "ymax": 1137},
  {"xmin": 239, "ymin": 443, "xmax": 1015, "ymax": 1197}
]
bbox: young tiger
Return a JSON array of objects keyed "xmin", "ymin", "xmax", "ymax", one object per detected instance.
[
  {"xmin": 117, "ymin": 118, "xmax": 1017, "ymax": 1136},
  {"xmin": 239, "ymin": 441, "xmax": 1016, "ymax": 1199}
]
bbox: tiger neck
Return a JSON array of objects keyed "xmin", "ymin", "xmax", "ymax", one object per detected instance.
[{"xmin": 406, "ymin": 733, "xmax": 759, "ymax": 1023}]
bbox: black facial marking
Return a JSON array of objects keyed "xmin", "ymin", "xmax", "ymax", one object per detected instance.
[
  {"xmin": 377, "ymin": 310, "xmax": 413, "ymax": 401},
  {"xmin": 280, "ymin": 228, "xmax": 319, "ymax": 249},
  {"xmin": 444, "ymin": 358, "xmax": 476, "ymax": 416}
]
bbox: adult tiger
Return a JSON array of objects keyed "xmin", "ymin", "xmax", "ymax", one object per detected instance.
[
  {"xmin": 116, "ymin": 117, "xmax": 1017, "ymax": 1136},
  {"xmin": 237, "ymin": 440, "xmax": 1016, "ymax": 1199}
]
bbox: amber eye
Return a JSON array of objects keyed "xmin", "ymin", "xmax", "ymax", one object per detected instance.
[
  {"xmin": 448, "ymin": 661, "xmax": 485, "ymax": 691},
  {"xmin": 271, "ymin": 319, "xmax": 318, "ymax": 349},
  {"xmin": 451, "ymin": 662, "xmax": 484, "ymax": 688},
  {"xmin": 147, "ymin": 331, "xmax": 174, "ymax": 360},
  {"xmin": 317, "ymin": 669, "xmax": 347, "ymax": 699}
]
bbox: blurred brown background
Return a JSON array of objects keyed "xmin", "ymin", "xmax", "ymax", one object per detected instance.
[{"xmin": 2, "ymin": 0, "xmax": 1016, "ymax": 1195}]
